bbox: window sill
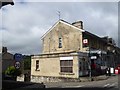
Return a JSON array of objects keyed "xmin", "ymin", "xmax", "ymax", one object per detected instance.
[
  {"xmin": 59, "ymin": 72, "xmax": 75, "ymax": 75},
  {"xmin": 35, "ymin": 69, "xmax": 40, "ymax": 71}
]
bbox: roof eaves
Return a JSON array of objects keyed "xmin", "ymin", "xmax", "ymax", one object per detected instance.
[
  {"xmin": 41, "ymin": 20, "xmax": 60, "ymax": 39},
  {"xmin": 84, "ymin": 31, "xmax": 107, "ymax": 43}
]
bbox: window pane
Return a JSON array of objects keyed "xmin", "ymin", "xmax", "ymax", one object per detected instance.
[
  {"xmin": 69, "ymin": 60, "xmax": 73, "ymax": 66},
  {"xmin": 61, "ymin": 67, "xmax": 72, "ymax": 73},
  {"xmin": 36, "ymin": 60, "xmax": 39, "ymax": 64},
  {"xmin": 60, "ymin": 60, "xmax": 65, "ymax": 66},
  {"xmin": 60, "ymin": 60, "xmax": 73, "ymax": 66},
  {"xmin": 59, "ymin": 38, "xmax": 62, "ymax": 48}
]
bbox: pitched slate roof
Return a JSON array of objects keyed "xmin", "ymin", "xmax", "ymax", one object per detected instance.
[{"xmin": 83, "ymin": 31, "xmax": 107, "ymax": 44}]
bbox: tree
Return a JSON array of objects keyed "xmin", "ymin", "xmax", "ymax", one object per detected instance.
[
  {"xmin": 23, "ymin": 55, "xmax": 31, "ymax": 70},
  {"xmin": 5, "ymin": 66, "xmax": 21, "ymax": 77}
]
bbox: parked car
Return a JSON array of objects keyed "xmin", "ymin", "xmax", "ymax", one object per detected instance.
[{"xmin": 115, "ymin": 64, "xmax": 120, "ymax": 74}]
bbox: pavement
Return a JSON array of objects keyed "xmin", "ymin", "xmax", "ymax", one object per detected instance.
[{"xmin": 80, "ymin": 75, "xmax": 109, "ymax": 82}]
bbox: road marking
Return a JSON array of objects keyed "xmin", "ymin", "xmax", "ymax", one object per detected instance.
[
  {"xmin": 65, "ymin": 85, "xmax": 84, "ymax": 88},
  {"xmin": 104, "ymin": 84, "xmax": 110, "ymax": 87},
  {"xmin": 110, "ymin": 83, "xmax": 115, "ymax": 86},
  {"xmin": 104, "ymin": 83, "xmax": 116, "ymax": 88}
]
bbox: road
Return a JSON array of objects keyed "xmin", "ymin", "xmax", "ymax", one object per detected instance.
[
  {"xmin": 2, "ymin": 75, "xmax": 120, "ymax": 90},
  {"xmin": 44, "ymin": 75, "xmax": 120, "ymax": 90},
  {"xmin": 2, "ymin": 80, "xmax": 45, "ymax": 90}
]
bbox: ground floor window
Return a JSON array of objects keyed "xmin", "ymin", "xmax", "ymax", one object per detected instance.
[
  {"xmin": 35, "ymin": 60, "xmax": 39, "ymax": 71},
  {"xmin": 60, "ymin": 60, "xmax": 73, "ymax": 73},
  {"xmin": 79, "ymin": 58, "xmax": 89, "ymax": 71}
]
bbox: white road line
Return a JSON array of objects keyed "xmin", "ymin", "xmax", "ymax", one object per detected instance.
[
  {"xmin": 65, "ymin": 85, "xmax": 84, "ymax": 88},
  {"xmin": 104, "ymin": 84, "xmax": 110, "ymax": 87},
  {"xmin": 104, "ymin": 83, "xmax": 116, "ymax": 88},
  {"xmin": 109, "ymin": 83, "xmax": 115, "ymax": 87}
]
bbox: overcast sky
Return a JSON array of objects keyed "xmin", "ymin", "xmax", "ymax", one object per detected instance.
[{"xmin": 0, "ymin": 0, "xmax": 118, "ymax": 55}]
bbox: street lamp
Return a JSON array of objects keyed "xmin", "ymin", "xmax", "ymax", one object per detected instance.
[
  {"xmin": 106, "ymin": 48, "xmax": 111, "ymax": 76},
  {"xmin": 88, "ymin": 47, "xmax": 93, "ymax": 81},
  {"xmin": 106, "ymin": 47, "xmax": 116, "ymax": 76},
  {"xmin": 83, "ymin": 39, "xmax": 92, "ymax": 81}
]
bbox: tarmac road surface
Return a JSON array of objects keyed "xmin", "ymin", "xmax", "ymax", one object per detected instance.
[{"xmin": 45, "ymin": 75, "xmax": 119, "ymax": 89}]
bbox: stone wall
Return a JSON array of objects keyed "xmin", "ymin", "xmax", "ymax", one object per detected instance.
[
  {"xmin": 31, "ymin": 54, "xmax": 79, "ymax": 79},
  {"xmin": 42, "ymin": 21, "xmax": 83, "ymax": 54},
  {"xmin": 17, "ymin": 74, "xmax": 24, "ymax": 82},
  {"xmin": 31, "ymin": 75, "xmax": 81, "ymax": 83}
]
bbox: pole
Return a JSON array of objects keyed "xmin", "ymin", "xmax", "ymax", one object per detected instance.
[
  {"xmin": 57, "ymin": 11, "xmax": 61, "ymax": 20},
  {"xmin": 89, "ymin": 47, "xmax": 92, "ymax": 81},
  {"xmin": 118, "ymin": 74, "xmax": 120, "ymax": 90}
]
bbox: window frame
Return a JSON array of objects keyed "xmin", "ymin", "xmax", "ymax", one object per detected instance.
[
  {"xmin": 59, "ymin": 37, "xmax": 62, "ymax": 48},
  {"xmin": 35, "ymin": 60, "xmax": 40, "ymax": 71},
  {"xmin": 60, "ymin": 60, "xmax": 73, "ymax": 73}
]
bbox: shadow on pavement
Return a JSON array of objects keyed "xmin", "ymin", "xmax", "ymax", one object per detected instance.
[
  {"xmin": 2, "ymin": 80, "xmax": 45, "ymax": 90},
  {"xmin": 48, "ymin": 86, "xmax": 118, "ymax": 90}
]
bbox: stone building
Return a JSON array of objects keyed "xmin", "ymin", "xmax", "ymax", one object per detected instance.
[
  {"xmin": 2, "ymin": 47, "xmax": 24, "ymax": 77},
  {"xmin": 0, "ymin": 0, "xmax": 14, "ymax": 9},
  {"xmin": 2, "ymin": 47, "xmax": 15, "ymax": 72},
  {"xmin": 31, "ymin": 19, "xmax": 120, "ymax": 83}
]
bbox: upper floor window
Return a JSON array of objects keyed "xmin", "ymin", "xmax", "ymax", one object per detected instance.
[{"xmin": 59, "ymin": 37, "xmax": 62, "ymax": 48}]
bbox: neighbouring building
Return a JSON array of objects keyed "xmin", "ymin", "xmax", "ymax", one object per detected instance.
[
  {"xmin": 31, "ymin": 19, "xmax": 120, "ymax": 83},
  {"xmin": 2, "ymin": 47, "xmax": 15, "ymax": 72},
  {"xmin": 0, "ymin": 0, "xmax": 14, "ymax": 9},
  {"xmin": 2, "ymin": 47, "xmax": 24, "ymax": 80}
]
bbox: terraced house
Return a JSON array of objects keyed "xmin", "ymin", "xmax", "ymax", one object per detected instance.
[{"xmin": 31, "ymin": 19, "xmax": 120, "ymax": 83}]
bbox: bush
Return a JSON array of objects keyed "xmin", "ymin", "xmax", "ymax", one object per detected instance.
[{"xmin": 5, "ymin": 66, "xmax": 22, "ymax": 77}]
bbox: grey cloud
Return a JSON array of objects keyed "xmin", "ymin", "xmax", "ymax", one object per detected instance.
[
  {"xmin": 16, "ymin": 0, "xmax": 119, "ymax": 2},
  {"xmin": 1, "ymin": 2, "xmax": 118, "ymax": 54}
]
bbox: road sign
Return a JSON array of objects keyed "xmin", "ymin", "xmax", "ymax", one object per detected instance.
[
  {"xmin": 83, "ymin": 39, "xmax": 88, "ymax": 44},
  {"xmin": 90, "ymin": 56, "xmax": 97, "ymax": 59},
  {"xmin": 14, "ymin": 61, "xmax": 20, "ymax": 69},
  {"xmin": 14, "ymin": 53, "xmax": 22, "ymax": 61}
]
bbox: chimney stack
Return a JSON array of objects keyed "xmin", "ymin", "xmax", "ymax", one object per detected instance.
[
  {"xmin": 72, "ymin": 21, "xmax": 83, "ymax": 29},
  {"xmin": 2, "ymin": 47, "xmax": 7, "ymax": 53}
]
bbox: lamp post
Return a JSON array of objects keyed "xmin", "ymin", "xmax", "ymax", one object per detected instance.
[
  {"xmin": 89, "ymin": 47, "xmax": 92, "ymax": 81},
  {"xmin": 107, "ymin": 50, "xmax": 111, "ymax": 76},
  {"xmin": 83, "ymin": 38, "xmax": 92, "ymax": 81}
]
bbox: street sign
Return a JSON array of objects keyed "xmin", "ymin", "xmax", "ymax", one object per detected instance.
[
  {"xmin": 14, "ymin": 53, "xmax": 23, "ymax": 61},
  {"xmin": 83, "ymin": 39, "xmax": 88, "ymax": 44},
  {"xmin": 14, "ymin": 61, "xmax": 20, "ymax": 69},
  {"xmin": 90, "ymin": 56, "xmax": 97, "ymax": 59}
]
